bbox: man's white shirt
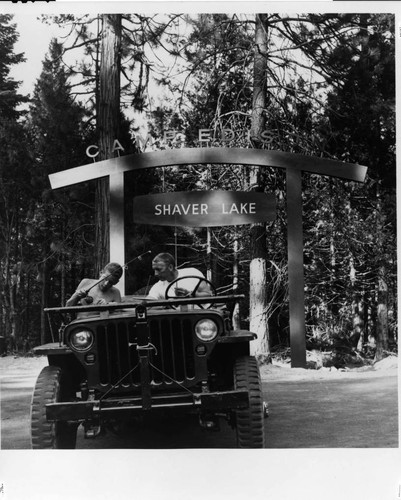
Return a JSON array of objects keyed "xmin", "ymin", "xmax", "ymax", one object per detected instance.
[{"xmin": 148, "ymin": 267, "xmax": 205, "ymax": 300}]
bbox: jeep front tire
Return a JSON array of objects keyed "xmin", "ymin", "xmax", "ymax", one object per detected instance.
[
  {"xmin": 234, "ymin": 356, "xmax": 265, "ymax": 448},
  {"xmin": 31, "ymin": 365, "xmax": 78, "ymax": 449}
]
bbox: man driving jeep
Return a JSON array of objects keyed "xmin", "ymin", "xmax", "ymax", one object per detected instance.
[{"xmin": 147, "ymin": 253, "xmax": 211, "ymax": 300}]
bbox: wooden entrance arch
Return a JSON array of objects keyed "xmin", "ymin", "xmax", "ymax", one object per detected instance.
[{"xmin": 49, "ymin": 147, "xmax": 367, "ymax": 367}]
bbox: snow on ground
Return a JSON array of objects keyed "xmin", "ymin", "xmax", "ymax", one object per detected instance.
[
  {"xmin": 260, "ymin": 356, "xmax": 398, "ymax": 381},
  {"xmin": 1, "ymin": 355, "xmax": 48, "ymax": 376},
  {"xmin": 0, "ymin": 354, "xmax": 398, "ymax": 382}
]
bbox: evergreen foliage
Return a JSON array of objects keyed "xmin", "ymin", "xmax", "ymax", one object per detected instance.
[{"xmin": 0, "ymin": 13, "xmax": 396, "ymax": 365}]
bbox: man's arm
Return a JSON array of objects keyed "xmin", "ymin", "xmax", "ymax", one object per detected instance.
[
  {"xmin": 146, "ymin": 282, "xmax": 163, "ymax": 300},
  {"xmin": 194, "ymin": 279, "xmax": 212, "ymax": 297},
  {"xmin": 174, "ymin": 271, "xmax": 212, "ymax": 297},
  {"xmin": 65, "ymin": 279, "xmax": 92, "ymax": 306}
]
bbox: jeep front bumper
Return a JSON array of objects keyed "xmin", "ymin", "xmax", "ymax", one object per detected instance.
[{"xmin": 46, "ymin": 390, "xmax": 249, "ymax": 422}]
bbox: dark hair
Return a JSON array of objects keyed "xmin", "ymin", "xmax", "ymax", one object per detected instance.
[
  {"xmin": 103, "ymin": 262, "xmax": 123, "ymax": 279},
  {"xmin": 152, "ymin": 253, "xmax": 176, "ymax": 267}
]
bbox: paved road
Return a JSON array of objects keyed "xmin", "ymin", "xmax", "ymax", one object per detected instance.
[
  {"xmin": 1, "ymin": 359, "xmax": 398, "ymax": 449},
  {"xmin": 265, "ymin": 375, "xmax": 398, "ymax": 448}
]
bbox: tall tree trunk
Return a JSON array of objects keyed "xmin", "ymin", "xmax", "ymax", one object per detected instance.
[
  {"xmin": 232, "ymin": 233, "xmax": 241, "ymax": 330},
  {"xmin": 95, "ymin": 14, "xmax": 122, "ymax": 273},
  {"xmin": 40, "ymin": 260, "xmax": 49, "ymax": 345},
  {"xmin": 375, "ymin": 266, "xmax": 388, "ymax": 360},
  {"xmin": 39, "ymin": 206, "xmax": 51, "ymax": 345},
  {"xmin": 249, "ymin": 14, "xmax": 270, "ymax": 360},
  {"xmin": 206, "ymin": 227, "xmax": 212, "ymax": 281},
  {"xmin": 2, "ymin": 245, "xmax": 12, "ymax": 349},
  {"xmin": 9, "ymin": 270, "xmax": 17, "ymax": 350},
  {"xmin": 350, "ymin": 245, "xmax": 364, "ymax": 351},
  {"xmin": 353, "ymin": 296, "xmax": 364, "ymax": 351},
  {"xmin": 375, "ymin": 182, "xmax": 389, "ymax": 360}
]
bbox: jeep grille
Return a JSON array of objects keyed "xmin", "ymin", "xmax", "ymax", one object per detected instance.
[{"xmin": 95, "ymin": 317, "xmax": 196, "ymax": 388}]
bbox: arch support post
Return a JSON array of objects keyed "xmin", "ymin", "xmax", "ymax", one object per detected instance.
[
  {"xmin": 110, "ymin": 171, "xmax": 125, "ymax": 295},
  {"xmin": 286, "ymin": 169, "xmax": 307, "ymax": 368}
]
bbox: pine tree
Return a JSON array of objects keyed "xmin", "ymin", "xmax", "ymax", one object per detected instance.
[
  {"xmin": 28, "ymin": 38, "xmax": 90, "ymax": 344},
  {"xmin": 152, "ymin": 13, "xmax": 395, "ymax": 364},
  {"xmin": 0, "ymin": 14, "xmax": 27, "ymax": 120},
  {"xmin": 0, "ymin": 15, "xmax": 30, "ymax": 350},
  {"xmin": 309, "ymin": 14, "xmax": 396, "ymax": 360}
]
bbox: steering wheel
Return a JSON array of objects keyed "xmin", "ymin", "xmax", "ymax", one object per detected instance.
[{"xmin": 165, "ymin": 276, "xmax": 216, "ymax": 309}]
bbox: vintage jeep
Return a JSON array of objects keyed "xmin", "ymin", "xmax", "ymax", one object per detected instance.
[{"xmin": 31, "ymin": 277, "xmax": 266, "ymax": 449}]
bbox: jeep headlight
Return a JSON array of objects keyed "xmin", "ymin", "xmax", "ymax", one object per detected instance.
[
  {"xmin": 69, "ymin": 329, "xmax": 94, "ymax": 351},
  {"xmin": 195, "ymin": 319, "xmax": 218, "ymax": 342}
]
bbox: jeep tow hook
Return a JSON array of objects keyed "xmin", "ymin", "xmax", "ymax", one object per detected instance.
[{"xmin": 84, "ymin": 421, "xmax": 102, "ymax": 439}]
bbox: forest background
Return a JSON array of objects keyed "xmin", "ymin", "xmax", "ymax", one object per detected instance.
[{"xmin": 0, "ymin": 11, "xmax": 396, "ymax": 367}]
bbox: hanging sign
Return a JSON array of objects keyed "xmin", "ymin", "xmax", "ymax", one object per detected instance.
[{"xmin": 132, "ymin": 191, "xmax": 275, "ymax": 227}]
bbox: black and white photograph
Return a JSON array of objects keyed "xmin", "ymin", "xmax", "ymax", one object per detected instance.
[{"xmin": 0, "ymin": 1, "xmax": 399, "ymax": 499}]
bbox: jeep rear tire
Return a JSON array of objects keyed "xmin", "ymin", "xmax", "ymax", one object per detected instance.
[
  {"xmin": 234, "ymin": 356, "xmax": 265, "ymax": 448},
  {"xmin": 31, "ymin": 365, "xmax": 77, "ymax": 449}
]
